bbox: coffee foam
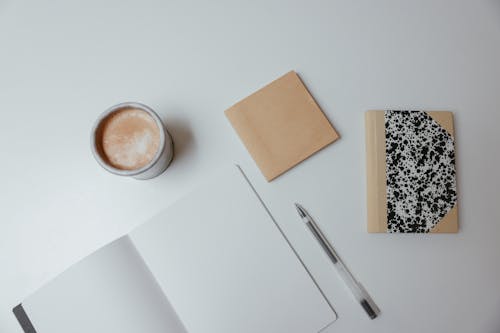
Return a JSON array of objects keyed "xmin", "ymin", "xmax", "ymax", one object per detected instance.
[{"xmin": 98, "ymin": 108, "xmax": 161, "ymax": 170}]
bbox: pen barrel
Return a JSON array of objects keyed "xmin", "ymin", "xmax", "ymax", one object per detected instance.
[
  {"xmin": 306, "ymin": 221, "xmax": 379, "ymax": 319},
  {"xmin": 306, "ymin": 222, "xmax": 363, "ymax": 298},
  {"xmin": 336, "ymin": 261, "xmax": 365, "ymax": 301},
  {"xmin": 336, "ymin": 254, "xmax": 378, "ymax": 319}
]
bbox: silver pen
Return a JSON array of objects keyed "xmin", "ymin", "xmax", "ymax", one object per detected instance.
[{"xmin": 295, "ymin": 203, "xmax": 379, "ymax": 319}]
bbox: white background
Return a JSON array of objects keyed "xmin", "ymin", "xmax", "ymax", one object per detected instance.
[{"xmin": 1, "ymin": 0, "xmax": 499, "ymax": 332}]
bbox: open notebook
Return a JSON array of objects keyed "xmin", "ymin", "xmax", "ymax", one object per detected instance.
[{"xmin": 13, "ymin": 166, "xmax": 336, "ymax": 333}]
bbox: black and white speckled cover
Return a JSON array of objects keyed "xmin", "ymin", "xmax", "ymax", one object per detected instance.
[{"xmin": 384, "ymin": 110, "xmax": 457, "ymax": 233}]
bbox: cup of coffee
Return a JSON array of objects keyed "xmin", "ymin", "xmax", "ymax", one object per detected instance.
[{"xmin": 91, "ymin": 102, "xmax": 174, "ymax": 180}]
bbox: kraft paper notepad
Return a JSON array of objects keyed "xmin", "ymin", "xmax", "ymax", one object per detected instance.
[
  {"xmin": 365, "ymin": 110, "xmax": 458, "ymax": 233},
  {"xmin": 225, "ymin": 71, "xmax": 339, "ymax": 181}
]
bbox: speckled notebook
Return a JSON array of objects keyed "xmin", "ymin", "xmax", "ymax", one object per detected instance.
[{"xmin": 365, "ymin": 110, "xmax": 458, "ymax": 233}]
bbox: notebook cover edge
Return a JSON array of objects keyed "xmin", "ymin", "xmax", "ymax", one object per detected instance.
[{"xmin": 13, "ymin": 303, "xmax": 37, "ymax": 333}]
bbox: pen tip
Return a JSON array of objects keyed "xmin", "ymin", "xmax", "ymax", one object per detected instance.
[{"xmin": 295, "ymin": 203, "xmax": 306, "ymax": 218}]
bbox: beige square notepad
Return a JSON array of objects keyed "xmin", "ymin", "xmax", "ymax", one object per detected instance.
[{"xmin": 225, "ymin": 71, "xmax": 339, "ymax": 181}]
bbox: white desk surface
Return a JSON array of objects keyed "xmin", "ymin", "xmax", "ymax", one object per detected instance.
[{"xmin": 1, "ymin": 1, "xmax": 499, "ymax": 332}]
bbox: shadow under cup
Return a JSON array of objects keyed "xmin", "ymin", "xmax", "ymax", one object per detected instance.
[{"xmin": 91, "ymin": 102, "xmax": 174, "ymax": 180}]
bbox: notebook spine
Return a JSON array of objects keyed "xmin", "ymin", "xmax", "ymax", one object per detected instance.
[{"xmin": 365, "ymin": 111, "xmax": 387, "ymax": 233}]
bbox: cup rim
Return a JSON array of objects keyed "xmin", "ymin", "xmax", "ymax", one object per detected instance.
[{"xmin": 90, "ymin": 102, "xmax": 166, "ymax": 177}]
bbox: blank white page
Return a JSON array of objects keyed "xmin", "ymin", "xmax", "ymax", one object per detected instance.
[
  {"xmin": 22, "ymin": 236, "xmax": 187, "ymax": 333},
  {"xmin": 130, "ymin": 166, "xmax": 336, "ymax": 333}
]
